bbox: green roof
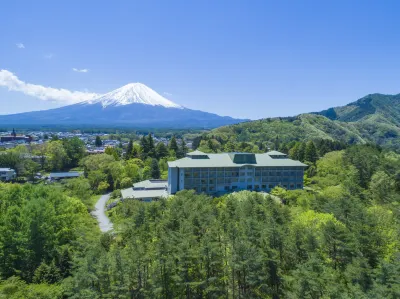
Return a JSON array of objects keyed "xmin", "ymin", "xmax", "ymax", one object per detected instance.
[{"xmin": 168, "ymin": 152, "xmax": 307, "ymax": 168}]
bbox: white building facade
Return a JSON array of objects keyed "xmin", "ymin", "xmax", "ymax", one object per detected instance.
[
  {"xmin": 0, "ymin": 168, "xmax": 17, "ymax": 181},
  {"xmin": 168, "ymin": 150, "xmax": 307, "ymax": 195}
]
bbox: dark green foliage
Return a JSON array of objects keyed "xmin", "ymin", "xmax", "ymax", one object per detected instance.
[
  {"xmin": 150, "ymin": 158, "xmax": 160, "ymax": 179},
  {"xmin": 95, "ymin": 135, "xmax": 102, "ymax": 147},
  {"xmin": 155, "ymin": 142, "xmax": 169, "ymax": 159},
  {"xmin": 125, "ymin": 139, "xmax": 134, "ymax": 160},
  {"xmin": 305, "ymin": 140, "xmax": 318, "ymax": 163},
  {"xmin": 169, "ymin": 135, "xmax": 179, "ymax": 154}
]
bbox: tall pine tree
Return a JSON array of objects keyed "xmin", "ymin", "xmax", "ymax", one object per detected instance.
[
  {"xmin": 169, "ymin": 136, "xmax": 179, "ymax": 155},
  {"xmin": 305, "ymin": 141, "xmax": 318, "ymax": 163},
  {"xmin": 150, "ymin": 158, "xmax": 161, "ymax": 179}
]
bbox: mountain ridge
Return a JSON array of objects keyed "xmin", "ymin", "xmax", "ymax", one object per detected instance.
[
  {"xmin": 210, "ymin": 93, "xmax": 400, "ymax": 151},
  {"xmin": 0, "ymin": 83, "xmax": 247, "ymax": 128}
]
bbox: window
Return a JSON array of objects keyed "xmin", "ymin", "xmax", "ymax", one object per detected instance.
[
  {"xmin": 262, "ymin": 184, "xmax": 266, "ymax": 189},
  {"xmin": 240, "ymin": 178, "xmax": 245, "ymax": 182},
  {"xmin": 209, "ymin": 186, "xmax": 215, "ymax": 191},
  {"xmin": 201, "ymin": 186, "xmax": 207, "ymax": 192},
  {"xmin": 247, "ymin": 185, "xmax": 252, "ymax": 190},
  {"xmin": 297, "ymin": 184, "xmax": 302, "ymax": 188},
  {"xmin": 184, "ymin": 172, "xmax": 191, "ymax": 178},
  {"xmin": 283, "ymin": 184, "xmax": 287, "ymax": 188},
  {"xmin": 269, "ymin": 184, "xmax": 274, "ymax": 189},
  {"xmin": 193, "ymin": 172, "xmax": 199, "ymax": 178},
  {"xmin": 276, "ymin": 172, "xmax": 281, "ymax": 176},
  {"xmin": 209, "ymin": 179, "xmax": 214, "ymax": 184},
  {"xmin": 232, "ymin": 185, "xmax": 238, "ymax": 190},
  {"xmin": 254, "ymin": 185, "xmax": 260, "ymax": 189},
  {"xmin": 247, "ymin": 178, "xmax": 252, "ymax": 182},
  {"xmin": 224, "ymin": 186, "xmax": 230, "ymax": 191},
  {"xmin": 201, "ymin": 179, "xmax": 206, "ymax": 184},
  {"xmin": 290, "ymin": 184, "xmax": 294, "ymax": 189}
]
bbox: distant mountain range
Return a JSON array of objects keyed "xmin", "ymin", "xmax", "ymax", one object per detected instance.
[
  {"xmin": 212, "ymin": 93, "xmax": 400, "ymax": 150},
  {"xmin": 0, "ymin": 83, "xmax": 247, "ymax": 128}
]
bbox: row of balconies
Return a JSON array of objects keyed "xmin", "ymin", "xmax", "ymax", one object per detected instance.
[{"xmin": 185, "ymin": 172, "xmax": 303, "ymax": 179}]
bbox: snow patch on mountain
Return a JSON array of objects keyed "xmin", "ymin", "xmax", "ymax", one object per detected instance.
[{"xmin": 84, "ymin": 83, "xmax": 182, "ymax": 109}]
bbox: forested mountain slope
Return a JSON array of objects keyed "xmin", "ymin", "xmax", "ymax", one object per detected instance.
[{"xmin": 210, "ymin": 94, "xmax": 400, "ymax": 151}]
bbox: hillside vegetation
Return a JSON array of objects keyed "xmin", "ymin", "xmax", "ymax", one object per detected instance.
[{"xmin": 207, "ymin": 94, "xmax": 400, "ymax": 151}]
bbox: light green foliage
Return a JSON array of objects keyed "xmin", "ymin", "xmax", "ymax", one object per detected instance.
[
  {"xmin": 62, "ymin": 137, "xmax": 86, "ymax": 168},
  {"xmin": 45, "ymin": 141, "xmax": 68, "ymax": 171},
  {"xmin": 0, "ymin": 183, "xmax": 95, "ymax": 284},
  {"xmin": 97, "ymin": 181, "xmax": 109, "ymax": 193},
  {"xmin": 0, "ymin": 276, "xmax": 64, "ymax": 299}
]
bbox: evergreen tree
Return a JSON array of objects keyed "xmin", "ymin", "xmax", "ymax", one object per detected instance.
[
  {"xmin": 169, "ymin": 136, "xmax": 179, "ymax": 154},
  {"xmin": 156, "ymin": 142, "xmax": 169, "ymax": 159},
  {"xmin": 150, "ymin": 158, "xmax": 160, "ymax": 179},
  {"xmin": 95, "ymin": 136, "xmax": 103, "ymax": 147},
  {"xmin": 148, "ymin": 134, "xmax": 156, "ymax": 158},
  {"xmin": 125, "ymin": 140, "xmax": 133, "ymax": 160},
  {"xmin": 274, "ymin": 135, "xmax": 280, "ymax": 150},
  {"xmin": 298, "ymin": 142, "xmax": 306, "ymax": 162},
  {"xmin": 177, "ymin": 139, "xmax": 188, "ymax": 158},
  {"xmin": 140, "ymin": 136, "xmax": 150, "ymax": 159},
  {"xmin": 305, "ymin": 141, "xmax": 318, "ymax": 163}
]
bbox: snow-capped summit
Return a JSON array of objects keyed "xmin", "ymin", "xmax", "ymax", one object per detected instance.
[{"xmin": 85, "ymin": 83, "xmax": 182, "ymax": 109}]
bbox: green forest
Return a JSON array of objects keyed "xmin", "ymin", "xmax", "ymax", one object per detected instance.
[{"xmin": 0, "ymin": 126, "xmax": 399, "ymax": 298}]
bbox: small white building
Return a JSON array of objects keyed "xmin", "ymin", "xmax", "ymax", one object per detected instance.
[
  {"xmin": 121, "ymin": 179, "xmax": 168, "ymax": 202},
  {"xmin": 0, "ymin": 168, "xmax": 17, "ymax": 181}
]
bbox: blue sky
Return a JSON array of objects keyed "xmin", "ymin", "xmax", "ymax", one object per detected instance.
[{"xmin": 1, "ymin": 0, "xmax": 400, "ymax": 119}]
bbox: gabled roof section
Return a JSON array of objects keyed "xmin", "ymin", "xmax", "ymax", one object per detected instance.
[
  {"xmin": 228, "ymin": 153, "xmax": 257, "ymax": 164},
  {"xmin": 187, "ymin": 150, "xmax": 206, "ymax": 156},
  {"xmin": 186, "ymin": 150, "xmax": 209, "ymax": 159}
]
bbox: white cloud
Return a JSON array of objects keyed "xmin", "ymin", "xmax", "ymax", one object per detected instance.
[
  {"xmin": 0, "ymin": 69, "xmax": 100, "ymax": 104},
  {"xmin": 72, "ymin": 68, "xmax": 89, "ymax": 73},
  {"xmin": 44, "ymin": 53, "xmax": 54, "ymax": 59},
  {"xmin": 163, "ymin": 92, "xmax": 173, "ymax": 96},
  {"xmin": 16, "ymin": 43, "xmax": 25, "ymax": 49}
]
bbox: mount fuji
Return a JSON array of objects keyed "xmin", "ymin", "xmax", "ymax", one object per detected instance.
[{"xmin": 0, "ymin": 83, "xmax": 247, "ymax": 128}]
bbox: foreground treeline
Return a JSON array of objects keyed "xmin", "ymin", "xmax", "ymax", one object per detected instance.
[
  {"xmin": 67, "ymin": 145, "xmax": 399, "ymax": 298},
  {"xmin": 0, "ymin": 183, "xmax": 99, "ymax": 298},
  {"xmin": 0, "ymin": 144, "xmax": 399, "ymax": 298}
]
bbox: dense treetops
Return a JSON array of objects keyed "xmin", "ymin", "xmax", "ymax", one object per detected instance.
[
  {"xmin": 0, "ymin": 127, "xmax": 399, "ymax": 298},
  {"xmin": 69, "ymin": 145, "xmax": 400, "ymax": 298}
]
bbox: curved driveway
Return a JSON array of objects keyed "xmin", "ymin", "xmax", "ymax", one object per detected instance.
[{"xmin": 92, "ymin": 193, "xmax": 113, "ymax": 232}]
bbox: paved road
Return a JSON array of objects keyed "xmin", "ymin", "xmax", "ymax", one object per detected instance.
[{"xmin": 92, "ymin": 193, "xmax": 113, "ymax": 232}]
